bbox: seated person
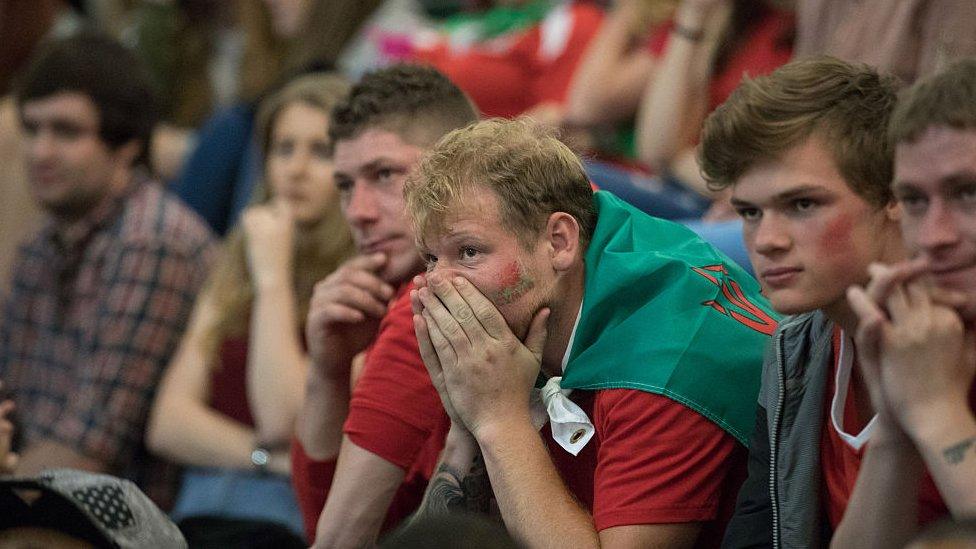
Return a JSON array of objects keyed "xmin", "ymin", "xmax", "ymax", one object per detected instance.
[
  {"xmin": 290, "ymin": 65, "xmax": 479, "ymax": 548},
  {"xmin": 0, "ymin": 33, "xmax": 215, "ymax": 505},
  {"xmin": 696, "ymin": 57, "xmax": 906, "ymax": 547},
  {"xmin": 411, "ymin": 0, "xmax": 604, "ymax": 119},
  {"xmin": 146, "ymin": 73, "xmax": 356, "ymax": 543},
  {"xmin": 405, "ymin": 117, "xmax": 778, "ymax": 548},
  {"xmin": 832, "ymin": 58, "xmax": 976, "ymax": 548}
]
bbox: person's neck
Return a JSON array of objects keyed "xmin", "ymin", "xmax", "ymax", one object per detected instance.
[
  {"xmin": 540, "ymin": 266, "xmax": 585, "ymax": 377},
  {"xmin": 53, "ymin": 169, "xmax": 133, "ymax": 242}
]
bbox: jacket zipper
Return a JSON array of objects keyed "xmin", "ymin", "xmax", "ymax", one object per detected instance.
[{"xmin": 770, "ymin": 332, "xmax": 786, "ymax": 549}]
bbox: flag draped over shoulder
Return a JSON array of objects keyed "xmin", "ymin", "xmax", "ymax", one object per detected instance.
[{"xmin": 560, "ymin": 192, "xmax": 779, "ymax": 445}]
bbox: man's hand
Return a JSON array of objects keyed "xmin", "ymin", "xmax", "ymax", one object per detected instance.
[
  {"xmin": 242, "ymin": 200, "xmax": 295, "ymax": 290},
  {"xmin": 879, "ymin": 281, "xmax": 974, "ymax": 436},
  {"xmin": 305, "ymin": 253, "xmax": 395, "ymax": 380},
  {"xmin": 412, "ymin": 272, "xmax": 549, "ymax": 437},
  {"xmin": 847, "ymin": 261, "xmax": 929, "ymax": 427},
  {"xmin": 848, "ymin": 260, "xmax": 976, "ymax": 439},
  {"xmin": 411, "ymin": 275, "xmax": 463, "ymax": 426}
]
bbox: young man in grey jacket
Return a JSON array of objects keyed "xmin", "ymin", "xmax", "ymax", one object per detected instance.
[{"xmin": 698, "ymin": 57, "xmax": 906, "ymax": 548}]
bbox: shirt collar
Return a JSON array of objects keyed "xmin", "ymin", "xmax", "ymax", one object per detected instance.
[{"xmin": 46, "ymin": 175, "xmax": 139, "ymax": 253}]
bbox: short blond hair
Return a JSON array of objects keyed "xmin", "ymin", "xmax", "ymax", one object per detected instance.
[{"xmin": 405, "ymin": 118, "xmax": 595, "ymax": 249}]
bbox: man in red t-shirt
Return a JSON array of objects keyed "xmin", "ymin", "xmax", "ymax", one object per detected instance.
[
  {"xmin": 837, "ymin": 60, "xmax": 976, "ymax": 547},
  {"xmin": 697, "ymin": 58, "xmax": 908, "ymax": 548},
  {"xmin": 291, "ymin": 64, "xmax": 478, "ymax": 547},
  {"xmin": 401, "ymin": 118, "xmax": 773, "ymax": 548}
]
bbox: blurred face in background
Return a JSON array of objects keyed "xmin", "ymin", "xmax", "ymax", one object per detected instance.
[
  {"xmin": 265, "ymin": 101, "xmax": 337, "ymax": 226},
  {"xmin": 262, "ymin": 0, "xmax": 312, "ymax": 38},
  {"xmin": 20, "ymin": 92, "xmax": 135, "ymax": 222}
]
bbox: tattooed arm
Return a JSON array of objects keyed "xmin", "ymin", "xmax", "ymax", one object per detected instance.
[
  {"xmin": 908, "ymin": 408, "xmax": 976, "ymax": 516},
  {"xmin": 411, "ymin": 424, "xmax": 493, "ymax": 522},
  {"xmin": 847, "ymin": 274, "xmax": 976, "ymax": 519}
]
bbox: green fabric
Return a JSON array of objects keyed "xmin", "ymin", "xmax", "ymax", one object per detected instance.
[
  {"xmin": 440, "ymin": 0, "xmax": 554, "ymax": 41},
  {"xmin": 560, "ymin": 192, "xmax": 780, "ymax": 444}
]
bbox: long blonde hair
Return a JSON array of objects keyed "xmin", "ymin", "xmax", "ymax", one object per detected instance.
[{"xmin": 203, "ymin": 73, "xmax": 357, "ymax": 356}]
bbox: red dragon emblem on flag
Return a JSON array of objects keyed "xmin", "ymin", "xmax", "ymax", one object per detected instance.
[{"xmin": 692, "ymin": 264, "xmax": 778, "ymax": 336}]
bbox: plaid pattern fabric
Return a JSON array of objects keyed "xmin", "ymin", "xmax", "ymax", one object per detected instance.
[{"xmin": 0, "ymin": 178, "xmax": 215, "ymax": 506}]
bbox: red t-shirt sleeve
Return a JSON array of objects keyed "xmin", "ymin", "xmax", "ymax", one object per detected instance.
[
  {"xmin": 290, "ymin": 437, "xmax": 338, "ymax": 543},
  {"xmin": 591, "ymin": 389, "xmax": 740, "ymax": 531},
  {"xmin": 343, "ymin": 284, "xmax": 445, "ymax": 471}
]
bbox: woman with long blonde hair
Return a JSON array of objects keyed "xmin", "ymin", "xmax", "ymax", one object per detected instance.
[{"xmin": 147, "ymin": 72, "xmax": 355, "ymax": 545}]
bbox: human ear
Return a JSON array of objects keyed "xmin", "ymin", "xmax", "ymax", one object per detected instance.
[
  {"xmin": 114, "ymin": 139, "xmax": 142, "ymax": 169},
  {"xmin": 884, "ymin": 200, "xmax": 902, "ymax": 223},
  {"xmin": 545, "ymin": 212, "xmax": 580, "ymax": 271}
]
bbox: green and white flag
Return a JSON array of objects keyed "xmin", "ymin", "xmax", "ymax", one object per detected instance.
[{"xmin": 560, "ymin": 192, "xmax": 779, "ymax": 445}]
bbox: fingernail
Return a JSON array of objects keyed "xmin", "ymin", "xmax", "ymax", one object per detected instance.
[{"xmin": 453, "ymin": 277, "xmax": 465, "ymax": 287}]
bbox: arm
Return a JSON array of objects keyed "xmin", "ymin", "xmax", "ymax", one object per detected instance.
[
  {"xmin": 312, "ymin": 437, "xmax": 407, "ymax": 548},
  {"xmin": 829, "ymin": 417, "xmax": 922, "ymax": 549},
  {"xmin": 410, "ymin": 423, "xmax": 490, "ymax": 522},
  {"xmin": 907, "ymin": 402, "xmax": 976, "ymax": 516},
  {"xmin": 296, "ymin": 253, "xmax": 391, "ymax": 460},
  {"xmin": 415, "ymin": 275, "xmax": 706, "ymax": 548},
  {"xmin": 242, "ymin": 203, "xmax": 309, "ymax": 445},
  {"xmin": 635, "ymin": 0, "xmax": 726, "ymax": 190},
  {"xmin": 878, "ymin": 282, "xmax": 976, "ymax": 516},
  {"xmin": 146, "ymin": 289, "xmax": 288, "ymax": 473},
  {"xmin": 564, "ymin": 0, "xmax": 658, "ymax": 126},
  {"xmin": 0, "ymin": 395, "xmax": 16, "ymax": 474},
  {"xmin": 311, "ymin": 284, "xmax": 449, "ymax": 547},
  {"xmin": 847, "ymin": 268, "xmax": 976, "ymax": 518},
  {"xmin": 831, "ymin": 282, "xmax": 925, "ymax": 549}
]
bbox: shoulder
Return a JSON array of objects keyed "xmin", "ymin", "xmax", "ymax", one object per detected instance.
[
  {"xmin": 772, "ymin": 310, "xmax": 831, "ymax": 346},
  {"xmin": 117, "ymin": 181, "xmax": 215, "ymax": 256},
  {"xmin": 592, "ymin": 388, "xmax": 727, "ymax": 438},
  {"xmin": 761, "ymin": 310, "xmax": 833, "ymax": 393}
]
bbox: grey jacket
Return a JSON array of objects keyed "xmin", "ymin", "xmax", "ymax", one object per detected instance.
[{"xmin": 721, "ymin": 311, "xmax": 835, "ymax": 549}]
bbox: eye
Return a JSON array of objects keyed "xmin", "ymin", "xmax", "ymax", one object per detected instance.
[
  {"xmin": 459, "ymin": 246, "xmax": 479, "ymax": 261},
  {"xmin": 422, "ymin": 253, "xmax": 438, "ymax": 272},
  {"xmin": 271, "ymin": 140, "xmax": 294, "ymax": 157},
  {"xmin": 897, "ymin": 193, "xmax": 928, "ymax": 215},
  {"xmin": 953, "ymin": 184, "xmax": 976, "ymax": 207},
  {"xmin": 376, "ymin": 168, "xmax": 394, "ymax": 183},
  {"xmin": 736, "ymin": 207, "xmax": 761, "ymax": 221},
  {"xmin": 311, "ymin": 141, "xmax": 331, "ymax": 159},
  {"xmin": 792, "ymin": 198, "xmax": 817, "ymax": 213},
  {"xmin": 334, "ymin": 175, "xmax": 353, "ymax": 193}
]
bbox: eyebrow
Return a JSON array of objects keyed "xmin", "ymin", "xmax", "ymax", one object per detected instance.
[
  {"xmin": 731, "ymin": 184, "xmax": 828, "ymax": 207},
  {"xmin": 894, "ymin": 171, "xmax": 976, "ymax": 193}
]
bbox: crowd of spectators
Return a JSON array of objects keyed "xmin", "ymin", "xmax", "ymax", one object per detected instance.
[{"xmin": 1, "ymin": 1, "xmax": 976, "ymax": 548}]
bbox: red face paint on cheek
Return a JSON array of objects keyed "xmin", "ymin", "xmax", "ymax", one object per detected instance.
[
  {"xmin": 819, "ymin": 213, "xmax": 854, "ymax": 255},
  {"xmin": 490, "ymin": 261, "xmax": 535, "ymax": 306},
  {"xmin": 499, "ymin": 261, "xmax": 522, "ymax": 288}
]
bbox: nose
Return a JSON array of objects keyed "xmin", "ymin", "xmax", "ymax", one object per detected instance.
[
  {"xmin": 26, "ymin": 129, "xmax": 56, "ymax": 163},
  {"xmin": 915, "ymin": 199, "xmax": 961, "ymax": 254},
  {"xmin": 344, "ymin": 180, "xmax": 380, "ymax": 226},
  {"xmin": 283, "ymin": 148, "xmax": 310, "ymax": 181},
  {"xmin": 751, "ymin": 213, "xmax": 792, "ymax": 256},
  {"xmin": 427, "ymin": 259, "xmax": 460, "ymax": 279}
]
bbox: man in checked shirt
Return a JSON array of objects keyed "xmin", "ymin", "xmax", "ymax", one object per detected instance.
[{"xmin": 0, "ymin": 33, "xmax": 214, "ymax": 505}]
